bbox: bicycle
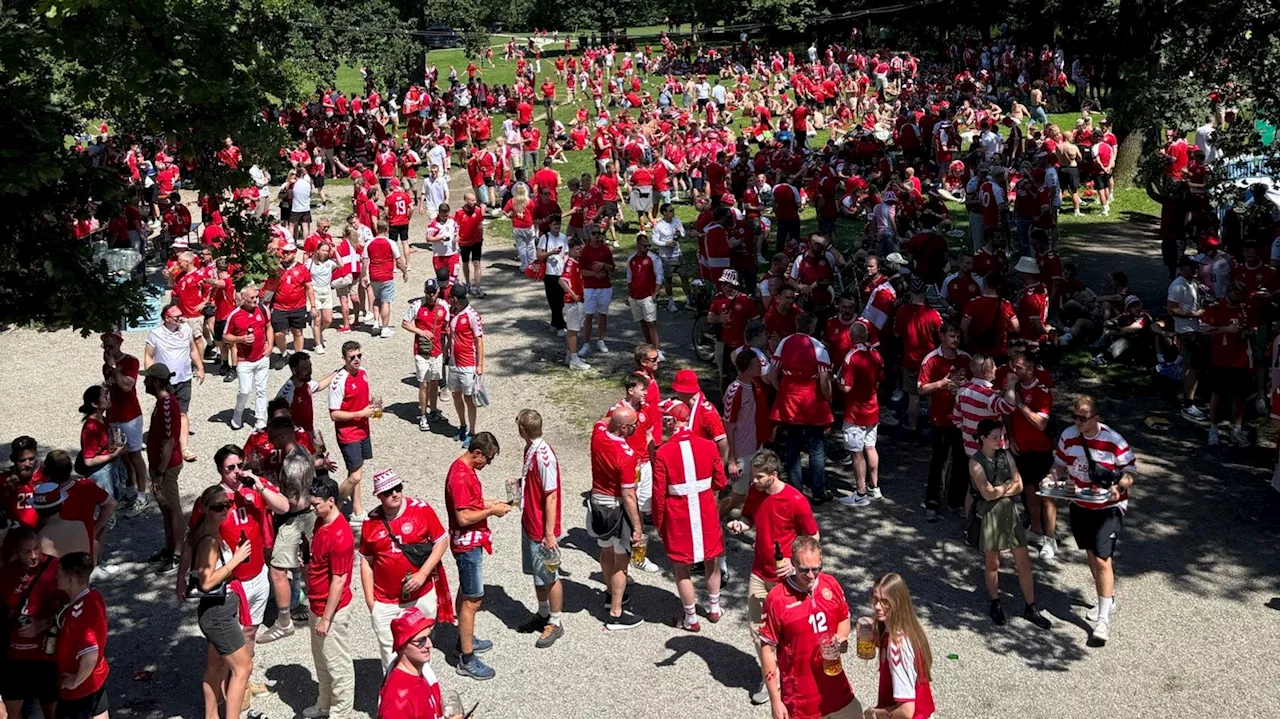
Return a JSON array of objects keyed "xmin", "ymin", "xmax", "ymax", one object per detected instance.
[{"xmin": 688, "ymin": 277, "xmax": 718, "ymax": 364}]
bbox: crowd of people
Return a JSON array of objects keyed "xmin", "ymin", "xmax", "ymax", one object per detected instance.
[{"xmin": 26, "ymin": 21, "xmax": 1280, "ymax": 719}]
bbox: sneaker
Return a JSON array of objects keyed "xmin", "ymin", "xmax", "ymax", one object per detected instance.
[
  {"xmin": 675, "ymin": 616, "xmax": 701, "ymax": 632},
  {"xmin": 534, "ymin": 623, "xmax": 564, "ymax": 648},
  {"xmin": 880, "ymin": 413, "xmax": 900, "ymax": 428},
  {"xmin": 154, "ymin": 556, "xmax": 181, "ymax": 575},
  {"xmin": 1231, "ymin": 426, "xmax": 1249, "ymax": 446},
  {"xmin": 223, "ymin": 371, "xmax": 237, "ymax": 383},
  {"xmin": 1027, "ymin": 531, "xmax": 1046, "ymax": 547},
  {"xmin": 891, "ymin": 389, "xmax": 905, "ymax": 402},
  {"xmin": 838, "ymin": 454, "xmax": 853, "ymax": 467},
  {"xmin": 1090, "ymin": 616, "xmax": 1111, "ymax": 645},
  {"xmin": 130, "ymin": 496, "xmax": 155, "ymax": 517},
  {"xmin": 461, "ymin": 433, "xmax": 472, "ymax": 450},
  {"xmin": 229, "ymin": 416, "xmax": 244, "ymax": 431},
  {"xmin": 867, "ymin": 486, "xmax": 883, "ymax": 500},
  {"xmin": 256, "ymin": 622, "xmax": 295, "ymax": 644},
  {"xmin": 517, "ymin": 615, "xmax": 549, "ymax": 634},
  {"xmin": 419, "ymin": 415, "xmax": 430, "ymax": 432},
  {"xmin": 601, "ymin": 592, "xmax": 632, "ymax": 609},
  {"xmin": 1181, "ymin": 405, "xmax": 1208, "ymax": 421},
  {"xmin": 455, "ymin": 654, "xmax": 496, "ymax": 680},
  {"xmin": 145, "ymin": 547, "xmax": 172, "ymax": 564},
  {"xmin": 556, "ymin": 328, "xmax": 566, "ymax": 337},
  {"xmin": 1087, "ymin": 354, "xmax": 1109, "ymax": 368},
  {"xmin": 337, "ymin": 326, "xmax": 351, "ymax": 333},
  {"xmin": 301, "ymin": 706, "xmax": 330, "ymax": 719},
  {"xmin": 633, "ymin": 557, "xmax": 661, "ymax": 573},
  {"xmin": 454, "ymin": 426, "xmax": 469, "ymax": 443},
  {"xmin": 1059, "ymin": 331, "xmax": 1074, "ymax": 345},
  {"xmin": 605, "ymin": 611, "xmax": 644, "ymax": 631},
  {"xmin": 808, "ymin": 491, "xmax": 832, "ymax": 506},
  {"xmin": 290, "ymin": 605, "xmax": 310, "ymax": 623},
  {"xmin": 568, "ymin": 355, "xmax": 591, "ymax": 370},
  {"xmin": 455, "ymin": 638, "xmax": 493, "ymax": 654},
  {"xmin": 1022, "ymin": 603, "xmax": 1051, "ymax": 629},
  {"xmin": 667, "ymin": 298, "xmax": 679, "ymax": 313},
  {"xmin": 380, "ymin": 327, "xmax": 394, "ymax": 339},
  {"xmin": 1208, "ymin": 425, "xmax": 1220, "ymax": 447},
  {"xmin": 750, "ymin": 682, "xmax": 770, "ymax": 705},
  {"xmin": 1039, "ymin": 537, "xmax": 1058, "ymax": 561},
  {"xmin": 706, "ymin": 607, "xmax": 724, "ymax": 623},
  {"xmin": 90, "ymin": 566, "xmax": 114, "ymax": 583},
  {"xmin": 838, "ymin": 493, "xmax": 871, "ymax": 507},
  {"xmin": 656, "ymin": 350, "xmax": 666, "ymax": 362},
  {"xmin": 594, "ymin": 340, "xmax": 609, "ymax": 353},
  {"xmin": 314, "ymin": 345, "xmax": 325, "ymax": 355},
  {"xmin": 989, "ymin": 599, "xmax": 1006, "ymax": 626},
  {"xmin": 1085, "ymin": 599, "xmax": 1118, "ymax": 622},
  {"xmin": 576, "ymin": 343, "xmax": 591, "ymax": 358},
  {"xmin": 924, "ymin": 507, "xmax": 940, "ymax": 523}
]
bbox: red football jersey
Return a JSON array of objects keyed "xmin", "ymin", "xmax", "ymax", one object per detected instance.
[
  {"xmin": 55, "ymin": 588, "xmax": 111, "ymax": 700},
  {"xmin": 741, "ymin": 484, "xmax": 819, "ymax": 582},
  {"xmin": 188, "ymin": 481, "xmax": 272, "ymax": 580},
  {"xmin": 307, "ymin": 513, "xmax": 354, "ymax": 615},
  {"xmin": 358, "ymin": 499, "xmax": 447, "ymax": 604},
  {"xmin": 759, "ymin": 574, "xmax": 856, "ymax": 718},
  {"xmin": 445, "ymin": 458, "xmax": 491, "ymax": 554}
]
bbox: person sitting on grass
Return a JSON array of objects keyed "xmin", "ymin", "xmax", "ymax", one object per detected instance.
[{"xmin": 1088, "ymin": 296, "xmax": 1154, "ymax": 368}]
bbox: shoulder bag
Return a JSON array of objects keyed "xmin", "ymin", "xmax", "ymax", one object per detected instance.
[
  {"xmin": 380, "ymin": 515, "xmax": 433, "ymax": 568},
  {"xmin": 186, "ymin": 534, "xmax": 229, "ymax": 600}
]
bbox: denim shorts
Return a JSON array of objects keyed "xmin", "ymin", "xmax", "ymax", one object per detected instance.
[
  {"xmin": 521, "ymin": 535, "xmax": 560, "ymax": 587},
  {"xmin": 454, "ymin": 547, "xmax": 485, "ymax": 598},
  {"xmin": 372, "ymin": 280, "xmax": 396, "ymax": 303}
]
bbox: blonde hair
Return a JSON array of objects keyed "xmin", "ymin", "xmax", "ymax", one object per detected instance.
[
  {"xmin": 1074, "ymin": 394, "xmax": 1098, "ymax": 415},
  {"xmin": 516, "ymin": 408, "xmax": 543, "ymax": 438},
  {"xmin": 873, "ymin": 573, "xmax": 933, "ymax": 681},
  {"xmin": 512, "ymin": 183, "xmax": 531, "ymax": 216}
]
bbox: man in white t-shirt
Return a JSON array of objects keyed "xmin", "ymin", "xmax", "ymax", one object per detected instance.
[
  {"xmin": 421, "ymin": 164, "xmax": 450, "ymax": 215},
  {"xmin": 425, "ymin": 138, "xmax": 448, "ymax": 174},
  {"xmin": 651, "ymin": 203, "xmax": 690, "ymax": 313},
  {"xmin": 145, "ymin": 305, "xmax": 204, "ymax": 462},
  {"xmin": 1167, "ymin": 257, "xmax": 1207, "ymax": 421},
  {"xmin": 290, "ymin": 171, "xmax": 313, "ymax": 238}
]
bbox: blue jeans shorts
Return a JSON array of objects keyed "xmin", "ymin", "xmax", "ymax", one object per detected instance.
[{"xmin": 455, "ymin": 547, "xmax": 485, "ymax": 598}]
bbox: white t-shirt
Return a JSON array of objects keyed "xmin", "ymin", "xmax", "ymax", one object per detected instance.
[
  {"xmin": 291, "ymin": 175, "xmax": 313, "ymax": 213},
  {"xmin": 145, "ymin": 323, "xmax": 195, "ymax": 383},
  {"xmin": 1195, "ymin": 123, "xmax": 1216, "ymax": 164},
  {"xmin": 1166, "ymin": 275, "xmax": 1201, "ymax": 334},
  {"xmin": 423, "ymin": 176, "xmax": 449, "ymax": 213},
  {"xmin": 427, "ymin": 218, "xmax": 459, "ymax": 257},
  {"xmin": 651, "ymin": 218, "xmax": 684, "ymax": 261},
  {"xmin": 538, "ymin": 232, "xmax": 569, "ymax": 276},
  {"xmin": 308, "ymin": 258, "xmax": 337, "ymax": 290},
  {"xmin": 711, "ymin": 84, "xmax": 727, "ymax": 104},
  {"xmin": 694, "ymin": 82, "xmax": 711, "ymax": 100},
  {"xmin": 426, "ymin": 145, "xmax": 448, "ymax": 174}
]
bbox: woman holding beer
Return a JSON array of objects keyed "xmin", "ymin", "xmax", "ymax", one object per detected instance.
[
  {"xmin": 968, "ymin": 419, "xmax": 1052, "ymax": 629},
  {"xmin": 866, "ymin": 573, "xmax": 935, "ymax": 719}
]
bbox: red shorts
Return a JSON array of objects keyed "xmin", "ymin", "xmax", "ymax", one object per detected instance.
[{"xmin": 433, "ymin": 253, "xmax": 461, "ymax": 279}]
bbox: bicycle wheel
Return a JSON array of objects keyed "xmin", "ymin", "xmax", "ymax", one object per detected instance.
[{"xmin": 691, "ymin": 316, "xmax": 717, "ymax": 363}]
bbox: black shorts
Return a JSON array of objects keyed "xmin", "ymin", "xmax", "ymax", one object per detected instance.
[
  {"xmin": 460, "ymin": 243, "xmax": 483, "ymax": 263},
  {"xmin": 292, "ymin": 211, "xmax": 312, "ymax": 224},
  {"xmin": 339, "ymin": 436, "xmax": 373, "ymax": 471},
  {"xmin": 55, "ymin": 685, "xmax": 109, "ymax": 719},
  {"xmin": 1060, "ymin": 167, "xmax": 1080, "ymax": 193},
  {"xmin": 1093, "ymin": 173, "xmax": 1111, "ymax": 190},
  {"xmin": 1014, "ymin": 450, "xmax": 1054, "ymax": 488},
  {"xmin": 214, "ymin": 319, "xmax": 227, "ymax": 342},
  {"xmin": 389, "ymin": 224, "xmax": 409, "ymax": 243},
  {"xmin": 600, "ymin": 201, "xmax": 619, "ymax": 219},
  {"xmin": 696, "ymin": 98, "xmax": 709, "ymax": 109},
  {"xmin": 1069, "ymin": 503, "xmax": 1123, "ymax": 559},
  {"xmin": 0, "ymin": 659, "xmax": 59, "ymax": 705},
  {"xmin": 313, "ymin": 173, "xmax": 325, "ymax": 189},
  {"xmin": 1210, "ymin": 366, "xmax": 1254, "ymax": 398},
  {"xmin": 1178, "ymin": 332, "xmax": 1210, "ymax": 372},
  {"xmin": 198, "ymin": 592, "xmax": 247, "ymax": 656},
  {"xmin": 173, "ymin": 379, "xmax": 193, "ymax": 413},
  {"xmin": 271, "ymin": 307, "xmax": 308, "ymax": 331}
]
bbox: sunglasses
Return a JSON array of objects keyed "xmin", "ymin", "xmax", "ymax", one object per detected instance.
[
  {"xmin": 378, "ymin": 483, "xmax": 404, "ymax": 497},
  {"xmin": 642, "ymin": 355, "xmax": 659, "ymax": 363},
  {"xmin": 408, "ymin": 636, "xmax": 431, "ymax": 650},
  {"xmin": 796, "ymin": 565, "xmax": 823, "ymax": 576},
  {"xmin": 346, "ymin": 353, "xmax": 362, "ymax": 361},
  {"xmin": 164, "ymin": 314, "xmax": 182, "ymax": 321},
  {"xmin": 222, "ymin": 462, "xmax": 242, "ymax": 471},
  {"xmin": 1073, "ymin": 413, "xmax": 1096, "ymax": 422},
  {"xmin": 208, "ymin": 502, "xmax": 233, "ymax": 512}
]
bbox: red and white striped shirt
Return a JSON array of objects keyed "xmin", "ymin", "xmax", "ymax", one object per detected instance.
[
  {"xmin": 951, "ymin": 378, "xmax": 1013, "ymax": 456},
  {"xmin": 1053, "ymin": 424, "xmax": 1136, "ymax": 511}
]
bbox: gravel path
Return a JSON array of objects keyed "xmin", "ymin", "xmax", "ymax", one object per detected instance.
[{"xmin": 1, "ymin": 182, "xmax": 1277, "ymax": 719}]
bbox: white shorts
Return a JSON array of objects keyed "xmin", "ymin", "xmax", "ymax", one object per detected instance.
[
  {"xmin": 636, "ymin": 461, "xmax": 653, "ymax": 514},
  {"xmin": 564, "ymin": 302, "xmax": 585, "ymax": 332},
  {"xmin": 414, "ymin": 354, "xmax": 444, "ymax": 382},
  {"xmin": 629, "ymin": 296, "xmax": 657, "ymax": 322},
  {"xmin": 842, "ymin": 422, "xmax": 878, "ymax": 453},
  {"xmin": 242, "ymin": 565, "xmax": 271, "ymax": 626},
  {"xmin": 110, "ymin": 415, "xmax": 144, "ymax": 452},
  {"xmin": 732, "ymin": 453, "xmax": 757, "ymax": 495},
  {"xmin": 446, "ymin": 367, "xmax": 477, "ymax": 395},
  {"xmin": 584, "ymin": 287, "xmax": 612, "ymax": 315},
  {"xmin": 312, "ymin": 286, "xmax": 334, "ymax": 310}
]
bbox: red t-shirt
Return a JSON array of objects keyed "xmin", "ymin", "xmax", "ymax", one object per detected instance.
[
  {"xmin": 589, "ymin": 421, "xmax": 638, "ymax": 497},
  {"xmin": 59, "ymin": 479, "xmax": 109, "ymax": 554},
  {"xmin": 80, "ymin": 416, "xmax": 111, "ymax": 460},
  {"xmin": 173, "ymin": 269, "xmax": 207, "ymax": 317},
  {"xmin": 710, "ymin": 292, "xmax": 760, "ymax": 349},
  {"xmin": 893, "ymin": 304, "xmax": 943, "ymax": 371},
  {"xmin": 275, "ymin": 379, "xmax": 319, "ymax": 438},
  {"xmin": 579, "ymin": 242, "xmax": 614, "ymax": 289},
  {"xmin": 1203, "ymin": 300, "xmax": 1252, "ymax": 368},
  {"xmin": 771, "ymin": 334, "xmax": 834, "ymax": 426},
  {"xmin": 0, "ymin": 469, "xmax": 40, "ymax": 530},
  {"xmin": 105, "ymin": 354, "xmax": 142, "ymax": 422},
  {"xmin": 503, "ymin": 198, "xmax": 534, "ymax": 229},
  {"xmin": 328, "ymin": 368, "xmax": 371, "ymax": 444},
  {"xmin": 759, "ymin": 574, "xmax": 856, "ymax": 719},
  {"xmin": 918, "ymin": 349, "xmax": 972, "ymax": 426},
  {"xmin": 963, "ymin": 296, "xmax": 1017, "ymax": 357},
  {"xmin": 945, "ymin": 275, "xmax": 982, "ymax": 312},
  {"xmin": 454, "ymin": 206, "xmax": 485, "ymax": 247},
  {"xmin": 307, "ymin": 514, "xmax": 354, "ymax": 615},
  {"xmin": 521, "ymin": 439, "xmax": 562, "ymax": 540},
  {"xmin": 741, "ymin": 484, "xmax": 819, "ymax": 582},
  {"xmin": 840, "ymin": 345, "xmax": 884, "ymax": 426},
  {"xmin": 445, "ymin": 458, "xmax": 490, "ymax": 554},
  {"xmin": 358, "ymin": 499, "xmax": 447, "ymax": 604},
  {"xmin": 225, "ymin": 305, "xmax": 270, "ymax": 362},
  {"xmin": 378, "ymin": 666, "xmax": 444, "ymax": 719},
  {"xmin": 387, "ymin": 190, "xmax": 413, "ymax": 226},
  {"xmin": 448, "ymin": 306, "xmax": 483, "ymax": 369},
  {"xmin": 1010, "ymin": 379, "xmax": 1053, "ymax": 454},
  {"xmin": 266, "ymin": 263, "xmax": 312, "ymax": 312},
  {"xmin": 56, "ymin": 589, "xmax": 111, "ymax": 700},
  {"xmin": 596, "ymin": 173, "xmax": 621, "ymax": 202},
  {"xmin": 628, "ymin": 252, "xmax": 659, "ymax": 299},
  {"xmin": 147, "ymin": 393, "xmax": 184, "ymax": 470},
  {"xmin": 0, "ymin": 556, "xmax": 61, "ymax": 661}
]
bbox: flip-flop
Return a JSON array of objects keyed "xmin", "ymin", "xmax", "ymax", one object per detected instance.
[{"xmin": 1144, "ymin": 416, "xmax": 1171, "ymax": 432}]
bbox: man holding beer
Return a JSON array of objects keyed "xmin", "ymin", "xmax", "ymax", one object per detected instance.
[
  {"xmin": 514, "ymin": 409, "xmax": 565, "ymax": 648},
  {"xmin": 587, "ymin": 406, "xmax": 644, "ymax": 631},
  {"xmin": 758, "ymin": 536, "xmax": 862, "ymax": 719},
  {"xmin": 651, "ymin": 400, "xmax": 728, "ymax": 632}
]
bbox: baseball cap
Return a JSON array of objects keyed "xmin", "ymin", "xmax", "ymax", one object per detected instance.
[
  {"xmin": 451, "ymin": 283, "xmax": 469, "ymax": 301},
  {"xmin": 884, "ymin": 252, "xmax": 907, "ymax": 266},
  {"xmin": 281, "ymin": 242, "xmax": 298, "ymax": 252},
  {"xmin": 1124, "ymin": 295, "xmax": 1142, "ymax": 307},
  {"xmin": 670, "ymin": 368, "xmax": 701, "ymax": 395},
  {"xmin": 171, "ymin": 237, "xmax": 189, "ymax": 249},
  {"xmin": 389, "ymin": 178, "xmax": 401, "ymax": 188},
  {"xmin": 390, "ymin": 608, "xmax": 435, "ymax": 652},
  {"xmin": 720, "ymin": 193, "xmax": 736, "ymax": 205},
  {"xmin": 660, "ymin": 398, "xmax": 692, "ymax": 422},
  {"xmin": 139, "ymin": 363, "xmax": 174, "ymax": 380},
  {"xmin": 372, "ymin": 468, "xmax": 402, "ymax": 496},
  {"xmin": 423, "ymin": 278, "xmax": 439, "ymax": 294}
]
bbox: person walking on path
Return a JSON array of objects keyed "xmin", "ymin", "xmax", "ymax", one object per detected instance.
[{"xmin": 146, "ymin": 303, "xmax": 205, "ymax": 463}]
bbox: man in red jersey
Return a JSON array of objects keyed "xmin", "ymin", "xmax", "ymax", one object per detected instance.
[
  {"xmin": 360, "ymin": 468, "xmax": 453, "ymax": 671},
  {"xmin": 596, "ymin": 161, "xmax": 622, "ymax": 245},
  {"xmin": 53, "ymin": 553, "xmax": 113, "ymax": 719},
  {"xmin": 263, "ymin": 242, "xmax": 314, "ymax": 363},
  {"xmin": 447, "ymin": 285, "xmax": 485, "ymax": 443},
  {"xmin": 103, "ymin": 332, "xmax": 147, "ymax": 511},
  {"xmin": 1002, "ymin": 351, "xmax": 1058, "ymax": 559},
  {"xmin": 894, "ymin": 277, "xmax": 943, "ymax": 436},
  {"xmin": 513, "ymin": 409, "xmax": 565, "ymax": 647},
  {"xmin": 275, "ymin": 352, "xmax": 334, "ymax": 440},
  {"xmin": 607, "ymin": 374, "xmax": 661, "ymax": 574},
  {"xmin": 727, "ymin": 450, "xmax": 820, "ymax": 707},
  {"xmin": 1012, "ymin": 256, "xmax": 1051, "ymax": 349},
  {"xmin": 362, "ymin": 220, "xmax": 408, "ymax": 338},
  {"xmin": 2, "ymin": 436, "xmax": 42, "ymax": 533},
  {"xmin": 385, "ymin": 178, "xmax": 415, "ymax": 266},
  {"xmin": 402, "ymin": 279, "xmax": 451, "ymax": 430},
  {"xmin": 305, "ymin": 476, "xmax": 355, "ymax": 719},
  {"xmin": 224, "ymin": 286, "xmax": 275, "ymax": 432},
  {"xmin": 837, "ymin": 323, "xmax": 884, "ymax": 508},
  {"xmin": 454, "ymin": 193, "xmax": 487, "ymax": 296},
  {"xmin": 141, "ymin": 363, "xmax": 186, "ymax": 573},
  {"xmin": 652, "ymin": 401, "xmax": 728, "ymax": 631},
  {"xmin": 445, "ymin": 433, "xmax": 511, "ymax": 680},
  {"xmin": 1202, "ymin": 281, "xmax": 1254, "ymax": 448},
  {"xmin": 759, "ymin": 537, "xmax": 860, "ymax": 719},
  {"xmin": 170, "ymin": 250, "xmax": 210, "ymax": 361},
  {"xmin": 918, "ymin": 324, "xmax": 972, "ymax": 518},
  {"xmin": 588, "ymin": 407, "xmax": 644, "ymax": 631},
  {"xmin": 708, "ymin": 269, "xmax": 761, "ymax": 388},
  {"xmin": 329, "ymin": 341, "xmax": 376, "ymax": 516},
  {"xmin": 626, "ymin": 232, "xmax": 664, "ymax": 352},
  {"xmin": 576, "ymin": 225, "xmax": 616, "ymax": 358},
  {"xmin": 377, "ymin": 609, "xmax": 449, "ymax": 719},
  {"xmin": 962, "ymin": 274, "xmax": 1019, "ymax": 361},
  {"xmin": 769, "ymin": 313, "xmax": 834, "ymax": 503},
  {"xmin": 0, "ymin": 529, "xmax": 61, "ymax": 719}
]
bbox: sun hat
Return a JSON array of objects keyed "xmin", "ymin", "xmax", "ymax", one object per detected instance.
[
  {"xmin": 1013, "ymin": 256, "xmax": 1041, "ymax": 274},
  {"xmin": 718, "ymin": 269, "xmax": 741, "ymax": 287},
  {"xmin": 670, "ymin": 368, "xmax": 701, "ymax": 395},
  {"xmin": 390, "ymin": 608, "xmax": 435, "ymax": 652},
  {"xmin": 32, "ymin": 482, "xmax": 68, "ymax": 510},
  {"xmin": 372, "ymin": 468, "xmax": 402, "ymax": 496}
]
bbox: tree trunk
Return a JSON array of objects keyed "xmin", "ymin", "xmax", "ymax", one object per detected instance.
[{"xmin": 1113, "ymin": 128, "xmax": 1144, "ymax": 189}]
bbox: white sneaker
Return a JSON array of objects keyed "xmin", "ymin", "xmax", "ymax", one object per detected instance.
[
  {"xmin": 255, "ymin": 622, "xmax": 295, "ymax": 644},
  {"xmin": 867, "ymin": 486, "xmax": 883, "ymax": 499},
  {"xmin": 1039, "ymin": 537, "xmax": 1058, "ymax": 561},
  {"xmin": 657, "ymin": 350, "xmax": 666, "ymax": 362},
  {"xmin": 419, "ymin": 415, "xmax": 430, "ymax": 432},
  {"xmin": 1181, "ymin": 405, "xmax": 1208, "ymax": 421},
  {"xmin": 576, "ymin": 343, "xmax": 591, "ymax": 358},
  {"xmin": 380, "ymin": 327, "xmax": 394, "ymax": 339},
  {"xmin": 1085, "ymin": 599, "xmax": 1117, "ymax": 622},
  {"xmin": 838, "ymin": 493, "xmax": 871, "ymax": 507},
  {"xmin": 1231, "ymin": 426, "xmax": 1249, "ymax": 446},
  {"xmin": 667, "ymin": 298, "xmax": 679, "ymax": 313},
  {"xmin": 633, "ymin": 557, "xmax": 661, "ymax": 573},
  {"xmin": 1208, "ymin": 425, "xmax": 1220, "ymax": 446},
  {"xmin": 301, "ymin": 706, "xmax": 330, "ymax": 719},
  {"xmin": 1027, "ymin": 531, "xmax": 1046, "ymax": 546},
  {"xmin": 594, "ymin": 340, "xmax": 609, "ymax": 353},
  {"xmin": 890, "ymin": 389, "xmax": 905, "ymax": 403},
  {"xmin": 314, "ymin": 344, "xmax": 325, "ymax": 355},
  {"xmin": 90, "ymin": 566, "xmax": 114, "ymax": 583},
  {"xmin": 556, "ymin": 328, "xmax": 566, "ymax": 337},
  {"xmin": 568, "ymin": 355, "xmax": 591, "ymax": 370},
  {"xmin": 1090, "ymin": 615, "xmax": 1111, "ymax": 644}
]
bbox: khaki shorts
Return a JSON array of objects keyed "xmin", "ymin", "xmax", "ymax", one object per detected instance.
[
  {"xmin": 312, "ymin": 286, "xmax": 334, "ymax": 310},
  {"xmin": 184, "ymin": 316, "xmax": 205, "ymax": 337},
  {"xmin": 629, "ymin": 296, "xmax": 657, "ymax": 323},
  {"xmin": 564, "ymin": 302, "xmax": 585, "ymax": 332},
  {"xmin": 414, "ymin": 353, "xmax": 444, "ymax": 382},
  {"xmin": 447, "ymin": 367, "xmax": 477, "ymax": 395},
  {"xmin": 151, "ymin": 464, "xmax": 182, "ymax": 512},
  {"xmin": 270, "ymin": 512, "xmax": 316, "ymax": 570},
  {"xmin": 748, "ymin": 573, "xmax": 776, "ymax": 638}
]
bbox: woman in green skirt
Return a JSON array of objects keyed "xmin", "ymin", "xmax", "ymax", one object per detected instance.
[{"xmin": 969, "ymin": 418, "xmax": 1051, "ymax": 629}]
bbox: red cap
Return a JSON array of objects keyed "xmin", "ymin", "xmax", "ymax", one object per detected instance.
[
  {"xmin": 389, "ymin": 178, "xmax": 401, "ymax": 188},
  {"xmin": 390, "ymin": 608, "xmax": 435, "ymax": 652},
  {"xmin": 1204, "ymin": 235, "xmax": 1222, "ymax": 248},
  {"xmin": 720, "ymin": 193, "xmax": 736, "ymax": 205}
]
